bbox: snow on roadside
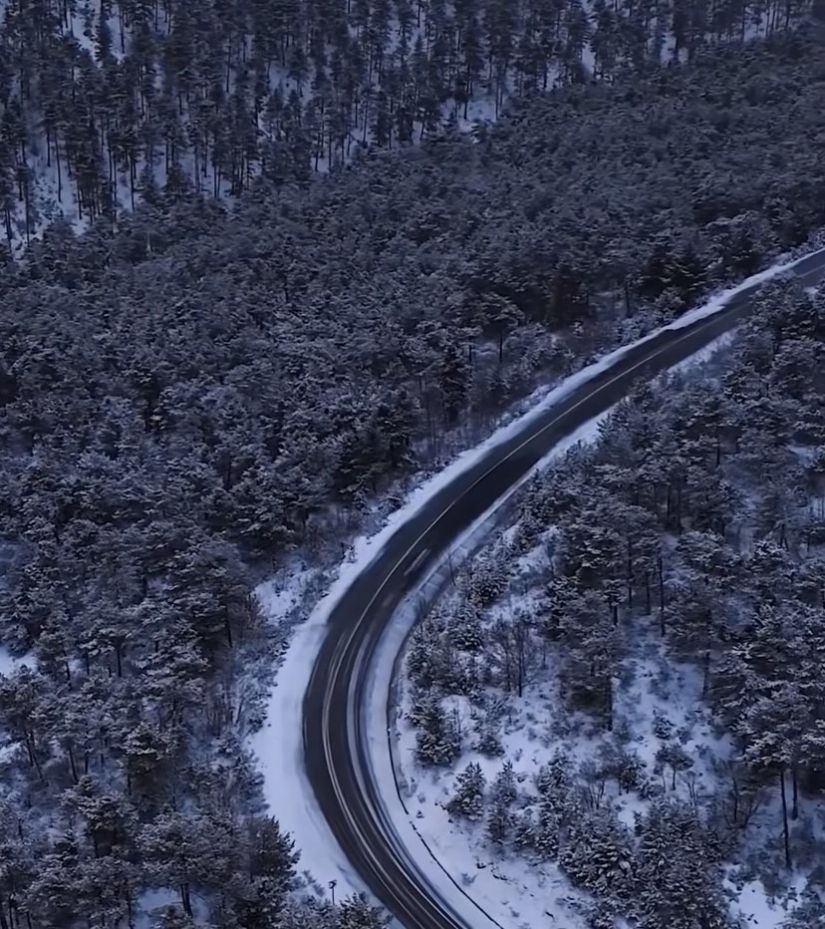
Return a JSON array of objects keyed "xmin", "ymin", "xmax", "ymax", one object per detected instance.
[
  {"xmin": 364, "ymin": 413, "xmax": 616, "ymax": 929},
  {"xmin": 251, "ymin": 562, "xmax": 366, "ymax": 899},
  {"xmin": 249, "ymin": 245, "xmax": 824, "ymax": 901},
  {"xmin": 666, "ymin": 250, "xmax": 823, "ymax": 331},
  {"xmin": 250, "ymin": 409, "xmax": 617, "ymax": 908},
  {"xmin": 666, "ymin": 331, "xmax": 737, "ymax": 377},
  {"xmin": 436, "ymin": 243, "xmax": 824, "ymax": 466}
]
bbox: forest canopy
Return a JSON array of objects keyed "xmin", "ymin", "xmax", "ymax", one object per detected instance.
[
  {"xmin": 0, "ymin": 18, "xmax": 824, "ymax": 929},
  {"xmin": 0, "ymin": 0, "xmax": 816, "ymax": 246}
]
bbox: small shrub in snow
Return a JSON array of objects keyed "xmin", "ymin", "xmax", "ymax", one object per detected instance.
[
  {"xmin": 584, "ymin": 900, "xmax": 621, "ymax": 929},
  {"xmin": 654, "ymin": 742, "xmax": 695, "ymax": 791},
  {"xmin": 475, "ymin": 718, "xmax": 505, "ymax": 757},
  {"xmin": 611, "ymin": 717, "xmax": 633, "ymax": 746},
  {"xmin": 150, "ymin": 909, "xmax": 197, "ymax": 929},
  {"xmin": 578, "ymin": 759, "xmax": 608, "ymax": 811},
  {"xmin": 616, "ymin": 757, "xmax": 644, "ymax": 793},
  {"xmin": 652, "ymin": 712, "xmax": 675, "ymax": 741},
  {"xmin": 597, "ymin": 742, "xmax": 645, "ymax": 793},
  {"xmin": 636, "ymin": 774, "xmax": 665, "ymax": 801},
  {"xmin": 336, "ymin": 894, "xmax": 389, "ymax": 929},
  {"xmin": 780, "ymin": 891, "xmax": 825, "ymax": 929}
]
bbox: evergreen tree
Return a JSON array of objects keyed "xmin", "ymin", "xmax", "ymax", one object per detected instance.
[
  {"xmin": 446, "ymin": 762, "xmax": 486, "ymax": 820},
  {"xmin": 415, "ymin": 696, "xmax": 461, "ymax": 766}
]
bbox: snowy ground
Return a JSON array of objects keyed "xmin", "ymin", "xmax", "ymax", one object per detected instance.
[
  {"xmin": 384, "ymin": 293, "xmax": 825, "ymax": 926},
  {"xmin": 367, "ymin": 417, "xmax": 615, "ymax": 929},
  {"xmin": 391, "ymin": 622, "xmax": 727, "ymax": 928},
  {"xmin": 0, "ymin": 647, "xmax": 35, "ymax": 762},
  {"xmin": 0, "ymin": 645, "xmax": 35, "ymax": 676},
  {"xmin": 727, "ymin": 876, "xmax": 807, "ymax": 929},
  {"xmin": 391, "ymin": 598, "xmax": 807, "ymax": 929},
  {"xmin": 250, "ymin": 558, "xmax": 368, "ymax": 900},
  {"xmin": 249, "ymin": 247, "xmax": 825, "ymax": 910}
]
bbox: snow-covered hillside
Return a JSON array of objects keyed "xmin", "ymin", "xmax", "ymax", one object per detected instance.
[
  {"xmin": 1, "ymin": 0, "xmax": 814, "ymax": 253},
  {"xmin": 391, "ymin": 279, "xmax": 825, "ymax": 928}
]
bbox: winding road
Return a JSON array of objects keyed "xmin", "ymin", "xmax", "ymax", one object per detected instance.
[{"xmin": 303, "ymin": 250, "xmax": 825, "ymax": 929}]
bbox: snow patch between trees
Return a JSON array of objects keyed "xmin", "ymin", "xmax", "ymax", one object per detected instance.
[{"xmin": 0, "ymin": 646, "xmax": 35, "ymax": 676}]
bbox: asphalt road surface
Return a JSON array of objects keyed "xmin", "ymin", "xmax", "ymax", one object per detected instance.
[{"xmin": 303, "ymin": 250, "xmax": 825, "ymax": 929}]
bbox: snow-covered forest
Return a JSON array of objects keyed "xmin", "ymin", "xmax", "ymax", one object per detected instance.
[
  {"xmin": 398, "ymin": 278, "xmax": 825, "ymax": 928},
  {"xmin": 0, "ymin": 0, "xmax": 817, "ymax": 250},
  {"xmin": 0, "ymin": 2, "xmax": 825, "ymax": 927}
]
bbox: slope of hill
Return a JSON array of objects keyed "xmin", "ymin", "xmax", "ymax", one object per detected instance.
[
  {"xmin": 0, "ymin": 0, "xmax": 815, "ymax": 253},
  {"xmin": 397, "ymin": 278, "xmax": 825, "ymax": 929},
  {"xmin": 0, "ymin": 23, "xmax": 824, "ymax": 929}
]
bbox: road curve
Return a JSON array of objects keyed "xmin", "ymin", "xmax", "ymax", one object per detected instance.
[{"xmin": 303, "ymin": 250, "xmax": 825, "ymax": 929}]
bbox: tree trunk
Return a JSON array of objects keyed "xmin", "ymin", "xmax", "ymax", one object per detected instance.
[
  {"xmin": 675, "ymin": 482, "xmax": 683, "ymax": 531},
  {"xmin": 791, "ymin": 765, "xmax": 798, "ymax": 820},
  {"xmin": 657, "ymin": 555, "xmax": 666, "ymax": 635},
  {"xmin": 702, "ymin": 646, "xmax": 711, "ymax": 698},
  {"xmin": 780, "ymin": 768, "xmax": 792, "ymax": 868},
  {"xmin": 730, "ymin": 772, "xmax": 739, "ymax": 826},
  {"xmin": 626, "ymin": 539, "xmax": 633, "ymax": 609},
  {"xmin": 67, "ymin": 741, "xmax": 79, "ymax": 785},
  {"xmin": 180, "ymin": 883, "xmax": 193, "ymax": 917},
  {"xmin": 605, "ymin": 677, "xmax": 613, "ymax": 731}
]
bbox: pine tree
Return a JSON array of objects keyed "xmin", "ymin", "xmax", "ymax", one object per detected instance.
[
  {"xmin": 415, "ymin": 696, "xmax": 460, "ymax": 766},
  {"xmin": 780, "ymin": 891, "xmax": 825, "ymax": 929},
  {"xmin": 486, "ymin": 796, "xmax": 514, "ymax": 847},
  {"xmin": 559, "ymin": 808, "xmax": 633, "ymax": 899},
  {"xmin": 633, "ymin": 801, "xmax": 731, "ymax": 929},
  {"xmin": 490, "ymin": 759, "xmax": 517, "ymax": 805},
  {"xmin": 451, "ymin": 601, "xmax": 484, "ymax": 652},
  {"xmin": 446, "ymin": 762, "xmax": 486, "ymax": 820},
  {"xmin": 337, "ymin": 894, "xmax": 388, "ymax": 929},
  {"xmin": 437, "ymin": 343, "xmax": 470, "ymax": 424}
]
